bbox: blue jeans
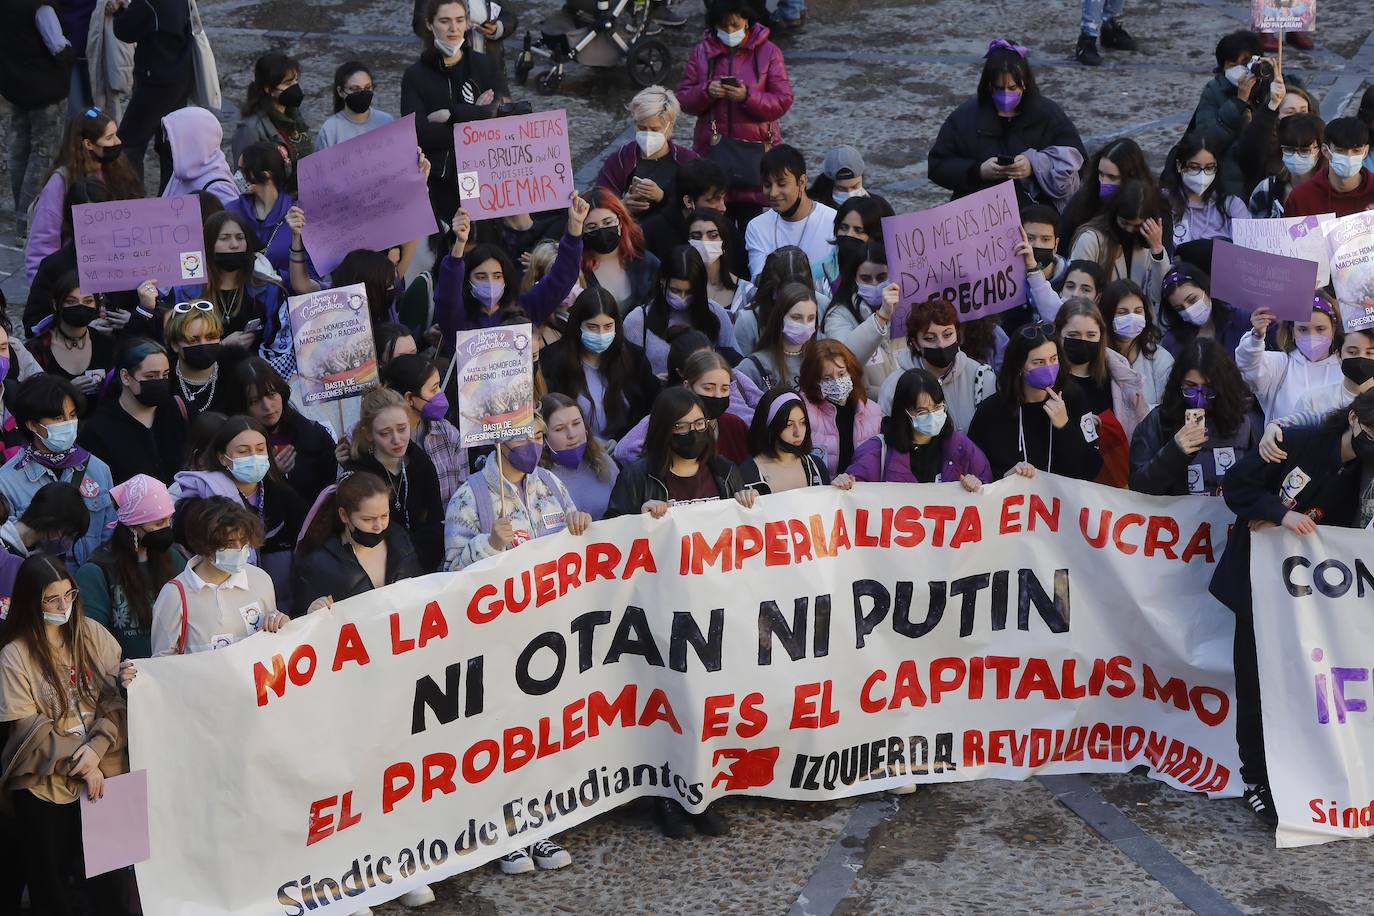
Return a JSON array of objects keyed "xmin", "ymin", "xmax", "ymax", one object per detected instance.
[
  {"xmin": 1080, "ymin": 0, "xmax": 1125, "ymax": 35},
  {"xmin": 775, "ymin": 0, "xmax": 804, "ymax": 22}
]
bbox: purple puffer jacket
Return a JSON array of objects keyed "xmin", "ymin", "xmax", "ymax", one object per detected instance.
[
  {"xmin": 845, "ymin": 432, "xmax": 993, "ymax": 484},
  {"xmin": 677, "ymin": 24, "xmax": 793, "ymax": 206},
  {"xmin": 594, "ymin": 141, "xmax": 698, "ymax": 200}
]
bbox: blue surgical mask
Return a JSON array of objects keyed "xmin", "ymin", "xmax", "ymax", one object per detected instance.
[
  {"xmin": 213, "ymin": 546, "xmax": 250, "ymax": 574},
  {"xmin": 1328, "ymin": 152, "xmax": 1366, "ymax": 180},
  {"xmin": 910, "ymin": 408, "xmax": 947, "ymax": 438},
  {"xmin": 581, "ymin": 328, "xmax": 616, "ymax": 353},
  {"xmin": 39, "ymin": 419, "xmax": 78, "ymax": 452},
  {"xmin": 717, "ymin": 27, "xmax": 746, "ymax": 47},
  {"xmin": 229, "ymin": 454, "xmax": 270, "ymax": 485},
  {"xmin": 1282, "ymin": 151, "xmax": 1317, "ymax": 177},
  {"xmin": 42, "ymin": 607, "xmax": 72, "ymax": 626}
]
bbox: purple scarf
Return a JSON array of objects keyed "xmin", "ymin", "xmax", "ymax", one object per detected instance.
[{"xmin": 22, "ymin": 444, "xmax": 92, "ymax": 471}]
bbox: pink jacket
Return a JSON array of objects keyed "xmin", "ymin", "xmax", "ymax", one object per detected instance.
[
  {"xmin": 804, "ymin": 396, "xmax": 882, "ymax": 477},
  {"xmin": 1105, "ymin": 347, "xmax": 1149, "ymax": 440},
  {"xmin": 677, "ymin": 24, "xmax": 793, "ymax": 206}
]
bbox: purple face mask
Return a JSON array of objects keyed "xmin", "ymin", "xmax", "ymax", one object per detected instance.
[
  {"xmin": 549, "ymin": 441, "xmax": 587, "ymax": 469},
  {"xmin": 1098, "ymin": 181, "xmax": 1120, "ymax": 200},
  {"xmin": 1295, "ymin": 335, "xmax": 1331, "ymax": 363},
  {"xmin": 1025, "ymin": 363, "xmax": 1059, "ymax": 390},
  {"xmin": 991, "ymin": 89, "xmax": 1023, "ymax": 115},
  {"xmin": 505, "ymin": 440, "xmax": 543, "ymax": 473},
  {"xmin": 782, "ymin": 318, "xmax": 815, "ymax": 346},
  {"xmin": 472, "ymin": 279, "xmax": 504, "ymax": 307},
  {"xmin": 420, "ymin": 390, "xmax": 449, "ymax": 421},
  {"xmin": 1182, "ymin": 384, "xmax": 1214, "ymax": 409}
]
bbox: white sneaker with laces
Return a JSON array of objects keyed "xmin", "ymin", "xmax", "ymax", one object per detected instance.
[
  {"xmin": 499, "ymin": 847, "xmax": 536, "ymax": 874},
  {"xmin": 400, "ymin": 885, "xmax": 436, "ymax": 907},
  {"xmin": 531, "ymin": 838, "xmax": 572, "ymax": 870}
]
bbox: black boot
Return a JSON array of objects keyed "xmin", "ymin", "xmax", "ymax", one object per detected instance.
[
  {"xmin": 1100, "ymin": 18, "xmax": 1138, "ymax": 51},
  {"xmin": 654, "ymin": 798, "xmax": 693, "ymax": 839},
  {"xmin": 1075, "ymin": 31, "xmax": 1103, "ymax": 66}
]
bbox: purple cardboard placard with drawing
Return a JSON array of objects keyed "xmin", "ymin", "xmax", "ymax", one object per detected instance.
[
  {"xmin": 297, "ymin": 114, "xmax": 437, "ymax": 275},
  {"xmin": 1211, "ymin": 239, "xmax": 1319, "ymax": 321},
  {"xmin": 881, "ymin": 181, "xmax": 1026, "ymax": 339},
  {"xmin": 1252, "ymin": 0, "xmax": 1315, "ymax": 32},
  {"xmin": 1324, "ymin": 211, "xmax": 1374, "ymax": 333},
  {"xmin": 453, "ymin": 110, "xmax": 573, "ymax": 220},
  {"xmin": 287, "ymin": 283, "xmax": 379, "ymax": 405},
  {"xmin": 451, "ymin": 325, "xmax": 535, "ymax": 447},
  {"xmin": 73, "ymin": 195, "xmax": 205, "ymax": 294}
]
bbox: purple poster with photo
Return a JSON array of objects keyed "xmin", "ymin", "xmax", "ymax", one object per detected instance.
[
  {"xmin": 73, "ymin": 195, "xmax": 205, "ymax": 294},
  {"xmin": 1211, "ymin": 239, "xmax": 1319, "ymax": 321},
  {"xmin": 881, "ymin": 181, "xmax": 1026, "ymax": 339},
  {"xmin": 451, "ymin": 325, "xmax": 535, "ymax": 447},
  {"xmin": 287, "ymin": 283, "xmax": 379, "ymax": 405},
  {"xmin": 454, "ymin": 110, "xmax": 573, "ymax": 220},
  {"xmin": 1252, "ymin": 0, "xmax": 1315, "ymax": 32},
  {"xmin": 297, "ymin": 114, "xmax": 438, "ymax": 275}
]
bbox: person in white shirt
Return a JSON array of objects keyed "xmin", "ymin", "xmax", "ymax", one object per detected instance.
[
  {"xmin": 150, "ymin": 496, "xmax": 285, "ymax": 656},
  {"xmin": 744, "ymin": 144, "xmax": 837, "ymax": 278},
  {"xmin": 1234, "ymin": 295, "xmax": 1344, "ymax": 426}
]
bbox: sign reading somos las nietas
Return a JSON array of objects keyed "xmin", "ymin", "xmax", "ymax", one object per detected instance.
[{"xmin": 129, "ymin": 475, "xmax": 1240, "ymax": 915}]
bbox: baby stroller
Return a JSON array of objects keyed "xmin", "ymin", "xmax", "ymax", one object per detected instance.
[{"xmin": 514, "ymin": 0, "xmax": 671, "ymax": 93}]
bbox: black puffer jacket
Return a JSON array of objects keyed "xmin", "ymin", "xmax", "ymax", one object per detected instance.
[
  {"xmin": 291, "ymin": 526, "xmax": 422, "ymax": 617},
  {"xmin": 400, "ymin": 46, "xmax": 508, "ymax": 182},
  {"xmin": 604, "ymin": 456, "xmax": 744, "ymax": 519},
  {"xmin": 928, "ymin": 93, "xmax": 1084, "ymax": 204},
  {"xmin": 0, "ymin": 0, "xmax": 70, "ymax": 110}
]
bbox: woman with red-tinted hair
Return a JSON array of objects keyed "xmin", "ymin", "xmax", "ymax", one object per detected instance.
[
  {"xmin": 579, "ymin": 186, "xmax": 661, "ymax": 314},
  {"xmin": 799, "ymin": 339, "xmax": 882, "ymax": 477}
]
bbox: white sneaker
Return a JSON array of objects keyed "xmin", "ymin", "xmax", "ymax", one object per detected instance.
[
  {"xmin": 531, "ymin": 838, "xmax": 571, "ymax": 870},
  {"xmin": 499, "ymin": 847, "xmax": 535, "ymax": 874},
  {"xmin": 887, "ymin": 782, "xmax": 920, "ymax": 795},
  {"xmin": 400, "ymin": 885, "xmax": 436, "ymax": 907},
  {"xmin": 349, "ymin": 909, "xmax": 374, "ymax": 916}
]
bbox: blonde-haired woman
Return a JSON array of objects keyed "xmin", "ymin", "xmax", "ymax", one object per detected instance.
[
  {"xmin": 341, "ymin": 387, "xmax": 444, "ymax": 572},
  {"xmin": 594, "ymin": 84, "xmax": 699, "ymax": 218},
  {"xmin": 164, "ymin": 300, "xmax": 229, "ymax": 417}
]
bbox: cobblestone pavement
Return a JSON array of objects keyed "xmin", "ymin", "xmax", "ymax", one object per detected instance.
[{"xmin": 2, "ymin": 0, "xmax": 1373, "ymax": 911}]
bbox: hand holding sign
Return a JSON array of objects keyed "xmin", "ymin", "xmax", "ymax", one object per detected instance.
[{"xmin": 489, "ymin": 517, "xmax": 516, "ymax": 550}]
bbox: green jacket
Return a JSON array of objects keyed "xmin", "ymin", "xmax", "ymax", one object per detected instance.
[{"xmin": 76, "ymin": 547, "xmax": 187, "ymax": 660}]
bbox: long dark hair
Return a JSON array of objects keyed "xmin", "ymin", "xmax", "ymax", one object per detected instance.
[
  {"xmin": 548, "ymin": 288, "xmax": 637, "ymax": 435},
  {"xmin": 645, "ymin": 245, "xmax": 719, "ymax": 343},
  {"xmin": 1161, "ymin": 130, "xmax": 1230, "ymax": 222},
  {"xmin": 685, "ymin": 208, "xmax": 739, "ymax": 292},
  {"xmin": 997, "ymin": 321, "xmax": 1067, "ymax": 406},
  {"xmin": 333, "ymin": 249, "xmax": 397, "ymax": 329},
  {"xmin": 1060, "ymin": 138, "xmax": 1153, "ymax": 240},
  {"xmin": 1100, "ymin": 278, "xmax": 1162, "ymax": 359},
  {"xmin": 1075, "ymin": 179, "xmax": 1164, "ymax": 279},
  {"xmin": 242, "ymin": 51, "xmax": 301, "ymax": 117},
  {"xmin": 1053, "ymin": 298, "xmax": 1110, "ymax": 387},
  {"xmin": 193, "ymin": 414, "xmax": 283, "ymax": 485},
  {"xmin": 49, "ymin": 108, "xmax": 142, "ymax": 201},
  {"xmin": 202, "ymin": 211, "xmax": 261, "ymax": 309},
  {"xmin": 747, "ymin": 246, "xmax": 813, "ymax": 326},
  {"xmin": 977, "ymin": 45, "xmax": 1039, "ymax": 107},
  {"xmin": 0, "ymin": 555, "xmax": 116, "ymax": 723},
  {"xmin": 756, "ymin": 282, "xmax": 815, "ymax": 387},
  {"xmin": 107, "ymin": 518, "xmax": 176, "ymax": 630},
  {"xmin": 296, "ymin": 471, "xmax": 391, "ymax": 555},
  {"xmin": 1159, "ymin": 261, "xmax": 1236, "ymax": 340},
  {"xmin": 223, "ymin": 357, "xmax": 298, "ymax": 432},
  {"xmin": 884, "ymin": 369, "xmax": 953, "ymax": 481},
  {"xmin": 643, "ymin": 387, "xmax": 714, "ymax": 478},
  {"xmin": 1158, "ymin": 338, "xmax": 1252, "ymax": 439},
  {"xmin": 748, "ymin": 388, "xmax": 812, "ymax": 459},
  {"xmin": 828, "ymin": 239, "xmax": 886, "ymax": 334},
  {"xmin": 462, "ymin": 243, "xmax": 519, "ymax": 324},
  {"xmin": 332, "ymin": 60, "xmax": 372, "ymax": 113}
]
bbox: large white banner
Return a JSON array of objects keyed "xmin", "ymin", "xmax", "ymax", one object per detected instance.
[
  {"xmin": 1254, "ymin": 526, "xmax": 1374, "ymax": 848},
  {"xmin": 130, "ymin": 476, "xmax": 1239, "ymax": 914}
]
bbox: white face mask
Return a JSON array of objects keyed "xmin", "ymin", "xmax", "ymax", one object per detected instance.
[
  {"xmin": 1112, "ymin": 312, "xmax": 1147, "ymax": 340},
  {"xmin": 690, "ymin": 238, "xmax": 723, "ymax": 266},
  {"xmin": 717, "ymin": 27, "xmax": 746, "ymax": 47},
  {"xmin": 214, "ymin": 546, "xmax": 251, "ymax": 574},
  {"xmin": 635, "ymin": 130, "xmax": 666, "ymax": 158},
  {"xmin": 1282, "ymin": 151, "xmax": 1318, "ymax": 177},
  {"xmin": 1180, "ymin": 296, "xmax": 1213, "ymax": 327},
  {"xmin": 1224, "ymin": 65, "xmax": 1247, "ymax": 87},
  {"xmin": 1181, "ymin": 171, "xmax": 1214, "ymax": 195},
  {"xmin": 432, "ymin": 32, "xmax": 461, "ymax": 57},
  {"xmin": 42, "ymin": 607, "xmax": 72, "ymax": 626}
]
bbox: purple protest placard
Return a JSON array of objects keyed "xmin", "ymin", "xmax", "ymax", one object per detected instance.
[
  {"xmin": 451, "ymin": 324, "xmax": 535, "ymax": 446},
  {"xmin": 73, "ymin": 195, "xmax": 205, "ymax": 294},
  {"xmin": 287, "ymin": 283, "xmax": 379, "ymax": 404},
  {"xmin": 882, "ymin": 181, "xmax": 1026, "ymax": 339},
  {"xmin": 1252, "ymin": 0, "xmax": 1315, "ymax": 32},
  {"xmin": 80, "ymin": 769, "xmax": 150, "ymax": 877},
  {"xmin": 1211, "ymin": 239, "xmax": 1319, "ymax": 320},
  {"xmin": 454, "ymin": 110, "xmax": 573, "ymax": 220},
  {"xmin": 297, "ymin": 114, "xmax": 437, "ymax": 275}
]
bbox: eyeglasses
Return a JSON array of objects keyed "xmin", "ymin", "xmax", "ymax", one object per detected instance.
[
  {"xmin": 1180, "ymin": 163, "xmax": 1218, "ymax": 176},
  {"xmin": 41, "ymin": 587, "xmax": 80, "ymax": 610},
  {"xmin": 1280, "ymin": 145, "xmax": 1319, "ymax": 156},
  {"xmin": 173, "ymin": 299, "xmax": 216, "ymax": 315},
  {"xmin": 1017, "ymin": 320, "xmax": 1055, "ymax": 340},
  {"xmin": 672, "ymin": 419, "xmax": 709, "ymax": 434}
]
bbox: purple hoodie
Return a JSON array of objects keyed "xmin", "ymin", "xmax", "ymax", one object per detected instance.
[
  {"xmin": 161, "ymin": 107, "xmax": 239, "ymax": 205},
  {"xmin": 845, "ymin": 432, "xmax": 993, "ymax": 484},
  {"xmin": 25, "ymin": 171, "xmax": 67, "ymax": 282}
]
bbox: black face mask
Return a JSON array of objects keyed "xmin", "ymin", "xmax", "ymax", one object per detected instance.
[
  {"xmin": 277, "ymin": 83, "xmax": 305, "ymax": 108},
  {"xmin": 1062, "ymin": 338, "xmax": 1102, "ymax": 365},
  {"xmin": 140, "ymin": 527, "xmax": 175, "ymax": 552},
  {"xmin": 1341, "ymin": 356, "xmax": 1374, "ymax": 386},
  {"xmin": 344, "ymin": 90, "xmax": 374, "ymax": 114},
  {"xmin": 834, "ymin": 235, "xmax": 865, "ymax": 261},
  {"xmin": 584, "ymin": 227, "xmax": 622, "ymax": 255},
  {"xmin": 350, "ymin": 525, "xmax": 386, "ymax": 548},
  {"xmin": 132, "ymin": 378, "xmax": 170, "ymax": 407},
  {"xmin": 181, "ymin": 343, "xmax": 221, "ymax": 370},
  {"xmin": 95, "ymin": 143, "xmax": 124, "ymax": 164},
  {"xmin": 776, "ymin": 194, "xmax": 803, "ymax": 220},
  {"xmin": 62, "ymin": 305, "xmax": 98, "ymax": 327},
  {"xmin": 699, "ymin": 395, "xmax": 730, "ymax": 420},
  {"xmin": 919, "ymin": 342, "xmax": 960, "ymax": 370},
  {"xmin": 213, "ymin": 250, "xmax": 253, "ymax": 273},
  {"xmin": 778, "ymin": 439, "xmax": 809, "ymax": 456},
  {"xmin": 1031, "ymin": 247, "xmax": 1056, "ymax": 270},
  {"xmin": 670, "ymin": 429, "xmax": 708, "ymax": 459}
]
